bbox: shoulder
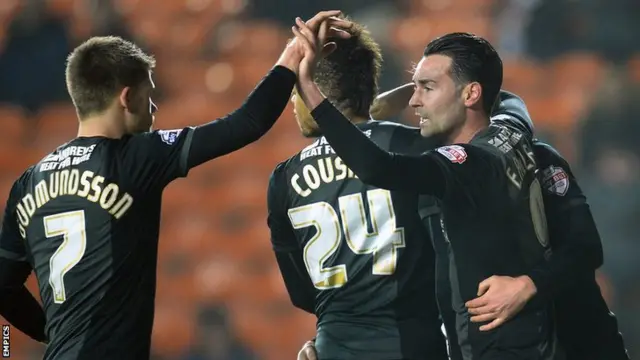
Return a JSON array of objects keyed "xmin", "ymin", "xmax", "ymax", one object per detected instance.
[
  {"xmin": 532, "ymin": 141, "xmax": 569, "ymax": 167},
  {"xmin": 433, "ymin": 141, "xmax": 501, "ymax": 164},
  {"xmin": 119, "ymin": 127, "xmax": 195, "ymax": 148},
  {"xmin": 367, "ymin": 120, "xmax": 419, "ymax": 136},
  {"xmin": 269, "ymin": 149, "xmax": 302, "ymax": 188}
]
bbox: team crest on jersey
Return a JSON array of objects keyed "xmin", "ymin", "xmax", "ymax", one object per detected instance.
[
  {"xmin": 436, "ymin": 145, "xmax": 467, "ymax": 164},
  {"xmin": 157, "ymin": 129, "xmax": 182, "ymax": 145},
  {"xmin": 542, "ymin": 166, "xmax": 569, "ymax": 196}
]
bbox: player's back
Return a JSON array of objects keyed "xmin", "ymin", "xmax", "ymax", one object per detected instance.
[
  {"xmin": 15, "ymin": 131, "xmax": 192, "ymax": 360},
  {"xmin": 277, "ymin": 121, "xmax": 446, "ymax": 359}
]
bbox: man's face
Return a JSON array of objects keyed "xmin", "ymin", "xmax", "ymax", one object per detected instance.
[
  {"xmin": 409, "ymin": 55, "xmax": 466, "ymax": 138},
  {"xmin": 124, "ymin": 71, "xmax": 157, "ymax": 134},
  {"xmin": 291, "ymin": 89, "xmax": 321, "ymax": 138}
]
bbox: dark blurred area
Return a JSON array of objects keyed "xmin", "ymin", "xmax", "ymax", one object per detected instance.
[{"xmin": 0, "ymin": 0, "xmax": 638, "ymax": 359}]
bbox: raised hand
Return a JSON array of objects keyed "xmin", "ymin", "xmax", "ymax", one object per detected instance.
[{"xmin": 276, "ymin": 11, "xmax": 351, "ymax": 74}]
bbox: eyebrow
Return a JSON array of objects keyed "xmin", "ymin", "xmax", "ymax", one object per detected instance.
[{"xmin": 413, "ymin": 79, "xmax": 436, "ymax": 86}]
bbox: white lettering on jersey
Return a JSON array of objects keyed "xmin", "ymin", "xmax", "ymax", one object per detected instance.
[
  {"xmin": 300, "ymin": 130, "xmax": 372, "ymax": 161},
  {"xmin": 40, "ymin": 145, "xmax": 97, "ymax": 171}
]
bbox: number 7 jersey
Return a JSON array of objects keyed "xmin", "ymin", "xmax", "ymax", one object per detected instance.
[
  {"xmin": 0, "ymin": 129, "xmax": 194, "ymax": 360},
  {"xmin": 267, "ymin": 121, "xmax": 448, "ymax": 360}
]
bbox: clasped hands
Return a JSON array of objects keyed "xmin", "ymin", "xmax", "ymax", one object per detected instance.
[{"xmin": 276, "ymin": 10, "xmax": 353, "ymax": 84}]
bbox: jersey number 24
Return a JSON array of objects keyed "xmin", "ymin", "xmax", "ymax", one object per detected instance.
[{"xmin": 287, "ymin": 189, "xmax": 405, "ymax": 290}]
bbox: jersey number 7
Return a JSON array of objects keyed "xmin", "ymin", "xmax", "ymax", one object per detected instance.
[
  {"xmin": 43, "ymin": 210, "xmax": 87, "ymax": 304},
  {"xmin": 287, "ymin": 189, "xmax": 405, "ymax": 290}
]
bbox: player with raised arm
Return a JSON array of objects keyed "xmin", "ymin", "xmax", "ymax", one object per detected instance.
[
  {"xmin": 291, "ymin": 25, "xmax": 561, "ymax": 360},
  {"xmin": 0, "ymin": 13, "xmax": 352, "ymax": 360},
  {"xmin": 368, "ymin": 86, "xmax": 629, "ymax": 360},
  {"xmin": 267, "ymin": 18, "xmax": 448, "ymax": 360}
]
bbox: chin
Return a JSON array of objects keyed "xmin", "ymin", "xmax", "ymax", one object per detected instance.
[{"xmin": 420, "ymin": 126, "xmax": 435, "ymax": 138}]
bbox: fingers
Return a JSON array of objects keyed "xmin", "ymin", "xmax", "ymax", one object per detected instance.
[
  {"xmin": 479, "ymin": 317, "xmax": 505, "ymax": 331},
  {"xmin": 467, "ymin": 304, "xmax": 494, "ymax": 316},
  {"xmin": 465, "ymin": 295, "xmax": 488, "ymax": 309},
  {"xmin": 477, "ymin": 277, "xmax": 493, "ymax": 296},
  {"xmin": 297, "ymin": 341, "xmax": 318, "ymax": 360},
  {"xmin": 306, "ymin": 10, "xmax": 342, "ymax": 32},
  {"xmin": 295, "ymin": 17, "xmax": 318, "ymax": 50},
  {"xmin": 470, "ymin": 312, "xmax": 498, "ymax": 323},
  {"xmin": 321, "ymin": 42, "xmax": 337, "ymax": 57},
  {"xmin": 327, "ymin": 27, "xmax": 352, "ymax": 39},
  {"xmin": 318, "ymin": 19, "xmax": 329, "ymax": 48},
  {"xmin": 291, "ymin": 25, "xmax": 315, "ymax": 56},
  {"xmin": 326, "ymin": 17, "xmax": 353, "ymax": 32}
]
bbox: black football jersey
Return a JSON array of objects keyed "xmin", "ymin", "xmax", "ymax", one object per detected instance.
[
  {"xmin": 267, "ymin": 121, "xmax": 448, "ymax": 360},
  {"xmin": 0, "ymin": 129, "xmax": 194, "ymax": 360},
  {"xmin": 307, "ymin": 99, "xmax": 562, "ymax": 360}
]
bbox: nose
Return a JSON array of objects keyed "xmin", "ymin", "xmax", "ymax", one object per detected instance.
[{"xmin": 408, "ymin": 90, "xmax": 421, "ymax": 109}]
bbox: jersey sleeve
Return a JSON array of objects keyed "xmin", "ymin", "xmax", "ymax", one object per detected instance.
[
  {"xmin": 119, "ymin": 127, "xmax": 195, "ymax": 191},
  {"xmin": 311, "ymin": 99, "xmax": 501, "ymax": 197},
  {"xmin": 266, "ymin": 163, "xmax": 316, "ymax": 313},
  {"xmin": 527, "ymin": 142, "xmax": 604, "ymax": 301},
  {"xmin": 0, "ymin": 180, "xmax": 46, "ymax": 343},
  {"xmin": 0, "ymin": 180, "xmax": 28, "ymax": 263},
  {"xmin": 267, "ymin": 163, "xmax": 298, "ymax": 253}
]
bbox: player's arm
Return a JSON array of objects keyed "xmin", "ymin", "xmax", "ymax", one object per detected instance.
[
  {"xmin": 267, "ymin": 164, "xmax": 316, "ymax": 314},
  {"xmin": 307, "ymin": 96, "xmax": 473, "ymax": 197},
  {"xmin": 492, "ymin": 92, "xmax": 603, "ymax": 296},
  {"xmin": 120, "ymin": 64, "xmax": 297, "ymax": 191},
  {"xmin": 121, "ymin": 11, "xmax": 352, "ymax": 191},
  {"xmin": 0, "ymin": 180, "xmax": 47, "ymax": 343},
  {"xmin": 527, "ymin": 144, "xmax": 603, "ymax": 301},
  {"xmin": 292, "ymin": 20, "xmax": 492, "ymax": 197},
  {"xmin": 369, "ymin": 83, "xmax": 413, "ymax": 120}
]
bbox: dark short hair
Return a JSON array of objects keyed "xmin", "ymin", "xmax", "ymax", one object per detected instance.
[
  {"xmin": 65, "ymin": 36, "xmax": 155, "ymax": 119},
  {"xmin": 315, "ymin": 19, "xmax": 383, "ymax": 118},
  {"xmin": 423, "ymin": 32, "xmax": 503, "ymax": 114}
]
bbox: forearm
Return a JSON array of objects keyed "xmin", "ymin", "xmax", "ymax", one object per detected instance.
[
  {"xmin": 0, "ymin": 286, "xmax": 46, "ymax": 342},
  {"xmin": 300, "ymin": 81, "xmax": 444, "ymax": 194},
  {"xmin": 369, "ymin": 83, "xmax": 413, "ymax": 120},
  {"xmin": 187, "ymin": 66, "xmax": 296, "ymax": 168}
]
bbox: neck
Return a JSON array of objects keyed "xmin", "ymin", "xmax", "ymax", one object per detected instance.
[
  {"xmin": 77, "ymin": 111, "xmax": 125, "ymax": 139},
  {"xmin": 448, "ymin": 113, "xmax": 488, "ymax": 144}
]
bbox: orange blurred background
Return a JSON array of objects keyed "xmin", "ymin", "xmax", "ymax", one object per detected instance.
[{"xmin": 0, "ymin": 0, "xmax": 639, "ymax": 359}]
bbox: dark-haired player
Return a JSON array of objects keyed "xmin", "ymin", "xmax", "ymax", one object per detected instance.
[
  {"xmin": 268, "ymin": 19, "xmax": 448, "ymax": 360},
  {"xmin": 292, "ymin": 27, "xmax": 561, "ymax": 359},
  {"xmin": 0, "ymin": 12, "xmax": 352, "ymax": 360},
  {"xmin": 369, "ymin": 85, "xmax": 629, "ymax": 360}
]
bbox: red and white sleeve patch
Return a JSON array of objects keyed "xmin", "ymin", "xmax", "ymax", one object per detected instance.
[
  {"xmin": 541, "ymin": 166, "xmax": 569, "ymax": 196},
  {"xmin": 436, "ymin": 145, "xmax": 468, "ymax": 164}
]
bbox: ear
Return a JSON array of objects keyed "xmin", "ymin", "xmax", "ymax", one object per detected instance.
[
  {"xmin": 463, "ymin": 82, "xmax": 482, "ymax": 109},
  {"xmin": 119, "ymin": 87, "xmax": 131, "ymax": 111}
]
